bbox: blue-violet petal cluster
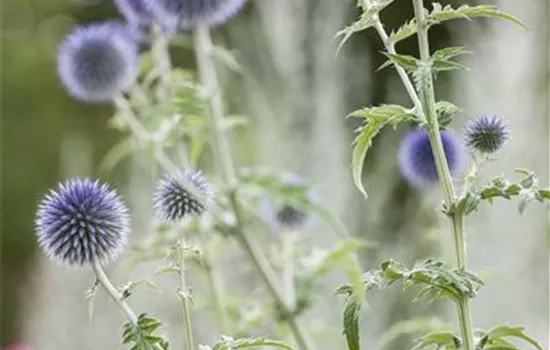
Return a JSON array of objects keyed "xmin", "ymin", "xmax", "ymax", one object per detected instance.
[
  {"xmin": 35, "ymin": 178, "xmax": 130, "ymax": 266},
  {"xmin": 147, "ymin": 0, "xmax": 248, "ymax": 30},
  {"xmin": 261, "ymin": 176, "xmax": 316, "ymax": 231},
  {"xmin": 464, "ymin": 115, "xmax": 508, "ymax": 153},
  {"xmin": 154, "ymin": 169, "xmax": 212, "ymax": 221},
  {"xmin": 57, "ymin": 22, "xmax": 138, "ymax": 102},
  {"xmin": 398, "ymin": 129, "xmax": 464, "ymax": 187},
  {"xmin": 115, "ymin": 0, "xmax": 155, "ymax": 26}
]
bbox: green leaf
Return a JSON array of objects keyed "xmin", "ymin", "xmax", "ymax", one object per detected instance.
[
  {"xmin": 211, "ymin": 336, "xmax": 296, "ymax": 350},
  {"xmin": 335, "ymin": 0, "xmax": 395, "ymax": 55},
  {"xmin": 435, "ymin": 101, "xmax": 460, "ymax": 127},
  {"xmin": 309, "ymin": 238, "xmax": 370, "ymax": 277},
  {"xmin": 348, "ymin": 105, "xmax": 415, "ymax": 199},
  {"xmin": 431, "ymin": 47, "xmax": 471, "ymax": 74},
  {"xmin": 342, "ymin": 295, "xmax": 361, "ymax": 350},
  {"xmin": 379, "ymin": 52, "xmax": 419, "ymax": 72},
  {"xmin": 428, "ymin": 4, "xmax": 526, "ymax": 29},
  {"xmin": 122, "ymin": 313, "xmax": 170, "ymax": 350},
  {"xmin": 388, "ymin": 19, "xmax": 417, "ymax": 45},
  {"xmin": 486, "ymin": 325, "xmax": 543, "ymax": 350},
  {"xmin": 411, "ymin": 330, "xmax": 460, "ymax": 350}
]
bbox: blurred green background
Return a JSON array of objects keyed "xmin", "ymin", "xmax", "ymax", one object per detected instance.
[{"xmin": 1, "ymin": 0, "xmax": 548, "ymax": 348}]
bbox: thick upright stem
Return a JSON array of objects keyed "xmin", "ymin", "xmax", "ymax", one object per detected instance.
[
  {"xmin": 411, "ymin": 1, "xmax": 475, "ymax": 349},
  {"xmin": 176, "ymin": 243, "xmax": 195, "ymax": 350},
  {"xmin": 193, "ymin": 25, "xmax": 314, "ymax": 350},
  {"xmin": 91, "ymin": 260, "xmax": 164, "ymax": 350}
]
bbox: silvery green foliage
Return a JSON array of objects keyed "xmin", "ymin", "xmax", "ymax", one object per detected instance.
[
  {"xmin": 335, "ymin": 1, "xmax": 547, "ymax": 350},
  {"xmin": 35, "ymin": 178, "xmax": 130, "ymax": 266}
]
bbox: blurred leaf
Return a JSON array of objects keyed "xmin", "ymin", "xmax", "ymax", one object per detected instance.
[
  {"xmin": 122, "ymin": 313, "xmax": 169, "ymax": 350},
  {"xmin": 210, "ymin": 336, "xmax": 296, "ymax": 350},
  {"xmin": 342, "ymin": 295, "xmax": 361, "ymax": 350},
  {"xmin": 348, "ymin": 105, "xmax": 416, "ymax": 199},
  {"xmin": 378, "ymin": 317, "xmax": 446, "ymax": 349},
  {"xmin": 212, "ymin": 46, "xmax": 242, "ymax": 73},
  {"xmin": 484, "ymin": 325, "xmax": 543, "ymax": 350},
  {"xmin": 411, "ymin": 330, "xmax": 460, "ymax": 350},
  {"xmin": 378, "ymin": 52, "xmax": 419, "ymax": 72}
]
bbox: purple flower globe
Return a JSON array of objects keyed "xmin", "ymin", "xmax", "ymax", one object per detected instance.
[
  {"xmin": 35, "ymin": 179, "xmax": 130, "ymax": 266},
  {"xmin": 57, "ymin": 22, "xmax": 138, "ymax": 102},
  {"xmin": 464, "ymin": 115, "xmax": 509, "ymax": 153},
  {"xmin": 153, "ymin": 169, "xmax": 212, "ymax": 221},
  {"xmin": 398, "ymin": 128, "xmax": 464, "ymax": 187},
  {"xmin": 146, "ymin": 0, "xmax": 248, "ymax": 30},
  {"xmin": 260, "ymin": 176, "xmax": 317, "ymax": 231}
]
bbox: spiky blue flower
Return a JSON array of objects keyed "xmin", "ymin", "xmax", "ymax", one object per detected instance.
[
  {"xmin": 57, "ymin": 22, "xmax": 138, "ymax": 102},
  {"xmin": 261, "ymin": 176, "xmax": 316, "ymax": 231},
  {"xmin": 154, "ymin": 169, "xmax": 212, "ymax": 221},
  {"xmin": 398, "ymin": 129, "xmax": 464, "ymax": 187},
  {"xmin": 464, "ymin": 115, "xmax": 508, "ymax": 153},
  {"xmin": 146, "ymin": 0, "xmax": 248, "ymax": 30},
  {"xmin": 35, "ymin": 178, "xmax": 130, "ymax": 266}
]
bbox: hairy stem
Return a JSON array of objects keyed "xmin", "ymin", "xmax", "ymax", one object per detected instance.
[
  {"xmin": 91, "ymin": 260, "xmax": 164, "ymax": 350},
  {"xmin": 176, "ymin": 242, "xmax": 195, "ymax": 350},
  {"xmin": 193, "ymin": 25, "xmax": 314, "ymax": 350},
  {"xmin": 411, "ymin": 1, "xmax": 475, "ymax": 349}
]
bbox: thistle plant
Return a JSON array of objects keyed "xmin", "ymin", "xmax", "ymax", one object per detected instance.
[
  {"xmin": 336, "ymin": 0, "xmax": 548, "ymax": 349},
  {"xmin": 32, "ymin": 0, "xmax": 547, "ymax": 349}
]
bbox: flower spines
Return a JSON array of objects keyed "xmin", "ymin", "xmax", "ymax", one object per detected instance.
[
  {"xmin": 35, "ymin": 178, "xmax": 130, "ymax": 266},
  {"xmin": 57, "ymin": 22, "xmax": 138, "ymax": 102},
  {"xmin": 398, "ymin": 128, "xmax": 464, "ymax": 187},
  {"xmin": 146, "ymin": 0, "xmax": 247, "ymax": 30},
  {"xmin": 153, "ymin": 169, "xmax": 212, "ymax": 221},
  {"xmin": 464, "ymin": 115, "xmax": 508, "ymax": 153}
]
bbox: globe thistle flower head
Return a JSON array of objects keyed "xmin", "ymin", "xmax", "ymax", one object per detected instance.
[
  {"xmin": 154, "ymin": 169, "xmax": 212, "ymax": 222},
  {"xmin": 146, "ymin": 0, "xmax": 248, "ymax": 30},
  {"xmin": 398, "ymin": 128, "xmax": 464, "ymax": 188},
  {"xmin": 57, "ymin": 22, "xmax": 138, "ymax": 102},
  {"xmin": 464, "ymin": 115, "xmax": 509, "ymax": 153},
  {"xmin": 35, "ymin": 178, "xmax": 130, "ymax": 266},
  {"xmin": 261, "ymin": 176, "xmax": 317, "ymax": 231}
]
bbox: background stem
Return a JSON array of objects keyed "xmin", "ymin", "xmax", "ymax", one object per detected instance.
[
  {"xmin": 192, "ymin": 25, "xmax": 314, "ymax": 350},
  {"xmin": 176, "ymin": 242, "xmax": 195, "ymax": 350},
  {"xmin": 411, "ymin": 1, "xmax": 475, "ymax": 349}
]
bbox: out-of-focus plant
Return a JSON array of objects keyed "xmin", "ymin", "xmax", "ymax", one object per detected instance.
[
  {"xmin": 33, "ymin": 0, "xmax": 368, "ymax": 349},
  {"xmin": 335, "ymin": 1, "xmax": 548, "ymax": 350}
]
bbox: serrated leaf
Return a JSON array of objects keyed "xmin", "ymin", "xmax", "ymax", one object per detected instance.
[
  {"xmin": 349, "ymin": 105, "xmax": 415, "ymax": 199},
  {"xmin": 486, "ymin": 325, "xmax": 543, "ymax": 350},
  {"xmin": 342, "ymin": 295, "xmax": 361, "ymax": 350},
  {"xmin": 211, "ymin": 336, "xmax": 296, "ymax": 350},
  {"xmin": 412, "ymin": 330, "xmax": 460, "ymax": 350},
  {"xmin": 388, "ymin": 19, "xmax": 417, "ymax": 45},
  {"xmin": 380, "ymin": 52, "xmax": 419, "ymax": 72},
  {"xmin": 429, "ymin": 4, "xmax": 526, "ymax": 29}
]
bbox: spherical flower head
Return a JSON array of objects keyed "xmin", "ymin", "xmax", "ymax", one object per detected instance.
[
  {"xmin": 115, "ymin": 0, "xmax": 154, "ymax": 26},
  {"xmin": 146, "ymin": 0, "xmax": 248, "ymax": 30},
  {"xmin": 57, "ymin": 22, "xmax": 139, "ymax": 102},
  {"xmin": 464, "ymin": 115, "xmax": 508, "ymax": 153},
  {"xmin": 154, "ymin": 169, "xmax": 212, "ymax": 222},
  {"xmin": 261, "ymin": 176, "xmax": 317, "ymax": 231},
  {"xmin": 398, "ymin": 128, "xmax": 464, "ymax": 187},
  {"xmin": 35, "ymin": 178, "xmax": 130, "ymax": 266}
]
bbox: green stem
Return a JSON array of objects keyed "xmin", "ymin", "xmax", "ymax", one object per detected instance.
[
  {"xmin": 91, "ymin": 260, "xmax": 164, "ymax": 350},
  {"xmin": 176, "ymin": 242, "xmax": 195, "ymax": 350},
  {"xmin": 362, "ymin": 0, "xmax": 423, "ymax": 115},
  {"xmin": 411, "ymin": 1, "xmax": 475, "ymax": 349},
  {"xmin": 199, "ymin": 230, "xmax": 232, "ymax": 334},
  {"xmin": 193, "ymin": 25, "xmax": 314, "ymax": 350}
]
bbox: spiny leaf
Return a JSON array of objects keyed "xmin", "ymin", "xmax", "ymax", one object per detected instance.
[
  {"xmin": 378, "ymin": 52, "xmax": 419, "ymax": 72},
  {"xmin": 486, "ymin": 325, "xmax": 543, "ymax": 350},
  {"xmin": 429, "ymin": 4, "xmax": 526, "ymax": 29},
  {"xmin": 342, "ymin": 294, "xmax": 361, "ymax": 350},
  {"xmin": 388, "ymin": 19, "xmax": 417, "ymax": 45},
  {"xmin": 348, "ymin": 104, "xmax": 416, "ymax": 199},
  {"xmin": 411, "ymin": 330, "xmax": 460, "ymax": 350}
]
